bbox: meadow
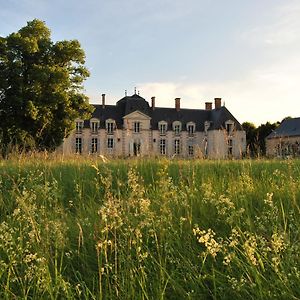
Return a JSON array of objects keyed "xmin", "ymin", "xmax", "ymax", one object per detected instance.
[{"xmin": 0, "ymin": 156, "xmax": 300, "ymax": 299}]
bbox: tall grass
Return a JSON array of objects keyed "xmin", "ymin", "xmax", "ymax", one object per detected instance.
[{"xmin": 0, "ymin": 157, "xmax": 300, "ymax": 299}]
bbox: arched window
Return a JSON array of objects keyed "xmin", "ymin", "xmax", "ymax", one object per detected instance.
[{"xmin": 186, "ymin": 122, "xmax": 196, "ymax": 136}]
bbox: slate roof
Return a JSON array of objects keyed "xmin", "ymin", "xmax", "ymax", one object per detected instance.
[
  {"xmin": 84, "ymin": 94, "xmax": 243, "ymax": 131},
  {"xmin": 267, "ymin": 118, "xmax": 300, "ymax": 139}
]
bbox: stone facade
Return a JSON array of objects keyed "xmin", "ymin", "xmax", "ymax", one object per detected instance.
[
  {"xmin": 61, "ymin": 93, "xmax": 246, "ymax": 158},
  {"xmin": 266, "ymin": 117, "xmax": 300, "ymax": 158}
]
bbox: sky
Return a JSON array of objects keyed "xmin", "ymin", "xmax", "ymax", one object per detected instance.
[{"xmin": 1, "ymin": 0, "xmax": 300, "ymax": 125}]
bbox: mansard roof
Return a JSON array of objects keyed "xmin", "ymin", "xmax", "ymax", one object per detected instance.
[
  {"xmin": 267, "ymin": 117, "xmax": 300, "ymax": 139},
  {"xmin": 84, "ymin": 94, "xmax": 243, "ymax": 131}
]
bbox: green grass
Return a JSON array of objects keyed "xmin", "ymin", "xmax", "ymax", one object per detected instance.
[{"xmin": 0, "ymin": 157, "xmax": 300, "ymax": 299}]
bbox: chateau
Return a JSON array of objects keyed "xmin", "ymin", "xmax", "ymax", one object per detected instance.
[{"xmin": 61, "ymin": 93, "xmax": 246, "ymax": 158}]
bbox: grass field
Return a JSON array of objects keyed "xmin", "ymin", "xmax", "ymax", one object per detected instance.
[{"xmin": 0, "ymin": 156, "xmax": 300, "ymax": 299}]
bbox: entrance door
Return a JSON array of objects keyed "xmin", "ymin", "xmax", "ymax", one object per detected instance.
[{"xmin": 133, "ymin": 142, "xmax": 141, "ymax": 156}]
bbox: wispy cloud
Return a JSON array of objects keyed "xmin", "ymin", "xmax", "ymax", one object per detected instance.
[
  {"xmin": 241, "ymin": 1, "xmax": 300, "ymax": 47},
  {"xmin": 137, "ymin": 52, "xmax": 300, "ymax": 125}
]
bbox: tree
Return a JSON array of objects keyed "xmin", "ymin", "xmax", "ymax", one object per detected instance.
[
  {"xmin": 0, "ymin": 19, "xmax": 93, "ymax": 154},
  {"xmin": 256, "ymin": 121, "xmax": 280, "ymax": 156},
  {"xmin": 242, "ymin": 122, "xmax": 258, "ymax": 157}
]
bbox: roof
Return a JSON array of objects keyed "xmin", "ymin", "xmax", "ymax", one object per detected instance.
[
  {"xmin": 85, "ymin": 94, "xmax": 243, "ymax": 131},
  {"xmin": 267, "ymin": 117, "xmax": 300, "ymax": 139}
]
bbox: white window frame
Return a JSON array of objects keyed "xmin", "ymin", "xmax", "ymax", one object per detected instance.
[
  {"xmin": 106, "ymin": 119, "xmax": 115, "ymax": 135},
  {"xmin": 173, "ymin": 121, "xmax": 182, "ymax": 135},
  {"xmin": 133, "ymin": 121, "xmax": 141, "ymax": 133},
  {"xmin": 158, "ymin": 121, "xmax": 167, "ymax": 135},
  {"xmin": 75, "ymin": 120, "xmax": 84, "ymax": 134},
  {"xmin": 174, "ymin": 139, "xmax": 180, "ymax": 155},
  {"xmin": 107, "ymin": 137, "xmax": 114, "ymax": 149},
  {"xmin": 160, "ymin": 139, "xmax": 166, "ymax": 155},
  {"xmin": 90, "ymin": 119, "xmax": 100, "ymax": 134},
  {"xmin": 75, "ymin": 137, "xmax": 82, "ymax": 154},
  {"xmin": 91, "ymin": 137, "xmax": 98, "ymax": 153}
]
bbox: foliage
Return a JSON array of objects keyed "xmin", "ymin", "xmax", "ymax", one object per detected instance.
[
  {"xmin": 0, "ymin": 19, "xmax": 93, "ymax": 154},
  {"xmin": 242, "ymin": 121, "xmax": 280, "ymax": 157},
  {"xmin": 0, "ymin": 157, "xmax": 300, "ymax": 299}
]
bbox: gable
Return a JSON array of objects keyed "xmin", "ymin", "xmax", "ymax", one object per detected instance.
[{"xmin": 123, "ymin": 110, "xmax": 152, "ymax": 120}]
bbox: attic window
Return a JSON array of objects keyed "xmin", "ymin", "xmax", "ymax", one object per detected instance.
[
  {"xmin": 76, "ymin": 120, "xmax": 84, "ymax": 133},
  {"xmin": 187, "ymin": 122, "xmax": 196, "ymax": 136},
  {"xmin": 158, "ymin": 121, "xmax": 167, "ymax": 135},
  {"xmin": 225, "ymin": 120, "xmax": 234, "ymax": 135},
  {"xmin": 106, "ymin": 119, "xmax": 115, "ymax": 134},
  {"xmin": 90, "ymin": 119, "xmax": 100, "ymax": 134},
  {"xmin": 173, "ymin": 121, "xmax": 182, "ymax": 135}
]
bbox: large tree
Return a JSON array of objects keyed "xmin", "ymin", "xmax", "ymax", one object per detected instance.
[{"xmin": 0, "ymin": 19, "xmax": 93, "ymax": 153}]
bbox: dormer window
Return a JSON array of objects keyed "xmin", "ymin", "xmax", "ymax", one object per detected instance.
[
  {"xmin": 204, "ymin": 121, "xmax": 212, "ymax": 135},
  {"xmin": 76, "ymin": 120, "xmax": 84, "ymax": 134},
  {"xmin": 187, "ymin": 122, "xmax": 196, "ymax": 136},
  {"xmin": 90, "ymin": 119, "xmax": 100, "ymax": 134},
  {"xmin": 225, "ymin": 120, "xmax": 234, "ymax": 135},
  {"xmin": 173, "ymin": 121, "xmax": 182, "ymax": 135},
  {"xmin": 106, "ymin": 119, "xmax": 115, "ymax": 135},
  {"xmin": 158, "ymin": 121, "xmax": 167, "ymax": 135}
]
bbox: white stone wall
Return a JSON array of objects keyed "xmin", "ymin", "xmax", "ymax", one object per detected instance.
[{"xmin": 62, "ymin": 126, "xmax": 246, "ymax": 159}]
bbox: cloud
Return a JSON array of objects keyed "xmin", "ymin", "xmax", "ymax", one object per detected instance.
[
  {"xmin": 137, "ymin": 53, "xmax": 300, "ymax": 126},
  {"xmin": 241, "ymin": 1, "xmax": 300, "ymax": 47}
]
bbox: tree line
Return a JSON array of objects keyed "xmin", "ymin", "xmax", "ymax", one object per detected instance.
[{"xmin": 242, "ymin": 121, "xmax": 281, "ymax": 157}]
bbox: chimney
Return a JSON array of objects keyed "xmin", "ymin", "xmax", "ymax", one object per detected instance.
[
  {"xmin": 151, "ymin": 96, "xmax": 155, "ymax": 110},
  {"xmin": 175, "ymin": 98, "xmax": 180, "ymax": 112},
  {"xmin": 102, "ymin": 94, "xmax": 105, "ymax": 108},
  {"xmin": 214, "ymin": 98, "xmax": 222, "ymax": 109},
  {"xmin": 205, "ymin": 102, "xmax": 212, "ymax": 110}
]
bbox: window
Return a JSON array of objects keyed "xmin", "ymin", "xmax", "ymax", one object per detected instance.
[
  {"xmin": 173, "ymin": 121, "xmax": 181, "ymax": 135},
  {"xmin": 187, "ymin": 123, "xmax": 195, "ymax": 136},
  {"xmin": 91, "ymin": 138, "xmax": 98, "ymax": 153},
  {"xmin": 159, "ymin": 122, "xmax": 167, "ymax": 135},
  {"xmin": 188, "ymin": 145, "xmax": 194, "ymax": 156},
  {"xmin": 225, "ymin": 121, "xmax": 234, "ymax": 135},
  {"xmin": 76, "ymin": 121, "xmax": 83, "ymax": 133},
  {"xmin": 228, "ymin": 139, "xmax": 233, "ymax": 156},
  {"xmin": 106, "ymin": 120, "xmax": 115, "ymax": 134},
  {"xmin": 134, "ymin": 122, "xmax": 140, "ymax": 133},
  {"xmin": 160, "ymin": 139, "xmax": 166, "ymax": 155},
  {"xmin": 107, "ymin": 138, "xmax": 114, "ymax": 149},
  {"xmin": 75, "ymin": 137, "xmax": 82, "ymax": 154},
  {"xmin": 174, "ymin": 139, "xmax": 180, "ymax": 155},
  {"xmin": 91, "ymin": 121, "xmax": 99, "ymax": 134}
]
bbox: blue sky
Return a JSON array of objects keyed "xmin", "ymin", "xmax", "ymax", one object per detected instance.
[{"xmin": 1, "ymin": 0, "xmax": 300, "ymax": 125}]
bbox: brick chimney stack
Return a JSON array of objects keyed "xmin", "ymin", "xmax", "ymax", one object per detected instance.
[
  {"xmin": 102, "ymin": 94, "xmax": 106, "ymax": 108},
  {"xmin": 175, "ymin": 98, "xmax": 180, "ymax": 112},
  {"xmin": 214, "ymin": 98, "xmax": 222, "ymax": 109},
  {"xmin": 205, "ymin": 102, "xmax": 212, "ymax": 110},
  {"xmin": 151, "ymin": 96, "xmax": 155, "ymax": 110}
]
